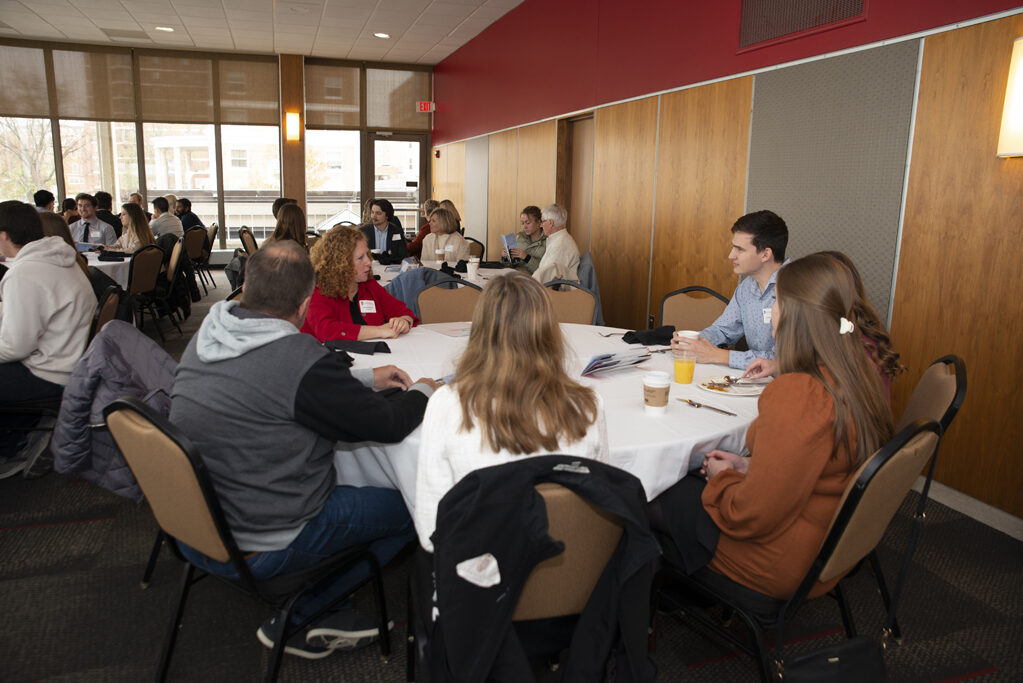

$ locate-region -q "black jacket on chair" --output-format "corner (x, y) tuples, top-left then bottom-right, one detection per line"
(426, 455), (660, 683)
(359, 223), (407, 264)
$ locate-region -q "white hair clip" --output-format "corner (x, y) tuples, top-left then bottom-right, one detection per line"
(839, 317), (855, 335)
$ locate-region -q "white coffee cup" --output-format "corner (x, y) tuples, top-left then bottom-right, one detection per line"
(466, 259), (480, 279)
(643, 371), (671, 415)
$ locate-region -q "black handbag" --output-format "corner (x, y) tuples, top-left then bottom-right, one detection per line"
(781, 636), (886, 682)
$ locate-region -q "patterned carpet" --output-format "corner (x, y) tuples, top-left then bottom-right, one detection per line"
(2, 269), (1019, 682)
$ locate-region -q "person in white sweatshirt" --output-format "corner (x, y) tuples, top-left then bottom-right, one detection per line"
(1, 200), (95, 461)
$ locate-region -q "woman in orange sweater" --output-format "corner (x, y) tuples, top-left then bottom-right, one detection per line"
(655, 253), (894, 599)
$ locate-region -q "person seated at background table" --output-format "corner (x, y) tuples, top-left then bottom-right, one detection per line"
(272, 196), (298, 219)
(421, 207), (470, 264)
(407, 199), (438, 259)
(33, 189), (55, 213)
(358, 198), (407, 263)
(60, 197), (79, 225)
(171, 240), (438, 658)
(651, 253), (893, 600)
(438, 199), (461, 233)
(744, 251), (905, 400)
(175, 197), (204, 230)
(671, 209), (789, 370)
(102, 203), (155, 254)
(93, 191), (122, 238)
(128, 192), (151, 220)
(0, 201), (94, 472)
(507, 204), (547, 275)
(266, 202), (308, 249)
(302, 226), (418, 341)
(531, 203), (580, 285)
(149, 196), (183, 239)
(69, 193), (117, 246)
(414, 272), (609, 550)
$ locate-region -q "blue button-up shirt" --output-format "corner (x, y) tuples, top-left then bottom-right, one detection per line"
(372, 225), (389, 251)
(700, 260), (788, 370)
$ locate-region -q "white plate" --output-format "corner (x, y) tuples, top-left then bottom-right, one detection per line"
(696, 376), (765, 397)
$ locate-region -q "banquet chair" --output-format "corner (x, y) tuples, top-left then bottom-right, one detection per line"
(543, 280), (597, 324)
(103, 397), (391, 683)
(239, 226), (259, 256)
(154, 240), (184, 338)
(417, 278), (483, 323)
(465, 236), (485, 260)
(226, 285), (244, 301)
(659, 286), (729, 331)
(656, 419), (941, 682)
(127, 245), (168, 342)
(183, 228), (210, 295)
(88, 285), (123, 343)
(406, 480), (633, 682)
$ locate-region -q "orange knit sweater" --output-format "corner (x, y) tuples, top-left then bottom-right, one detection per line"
(702, 372), (855, 599)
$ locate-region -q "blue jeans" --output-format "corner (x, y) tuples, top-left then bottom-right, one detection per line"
(180, 485), (414, 623)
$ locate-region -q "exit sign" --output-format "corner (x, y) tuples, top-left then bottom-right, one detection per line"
(417, 101), (435, 113)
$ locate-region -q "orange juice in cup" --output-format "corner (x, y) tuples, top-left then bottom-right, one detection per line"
(674, 356), (696, 384)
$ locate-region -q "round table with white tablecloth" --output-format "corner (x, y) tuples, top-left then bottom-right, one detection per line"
(334, 323), (760, 517)
(83, 251), (130, 289)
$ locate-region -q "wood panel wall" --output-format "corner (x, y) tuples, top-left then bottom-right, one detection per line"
(649, 78), (752, 321)
(444, 141), (466, 221)
(486, 129), (517, 258)
(516, 120), (557, 214)
(568, 116), (595, 251)
(591, 98), (659, 330)
(279, 55), (305, 211)
(890, 14), (1023, 516)
(430, 145), (446, 199)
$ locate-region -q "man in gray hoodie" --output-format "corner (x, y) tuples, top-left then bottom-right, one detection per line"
(170, 240), (439, 659)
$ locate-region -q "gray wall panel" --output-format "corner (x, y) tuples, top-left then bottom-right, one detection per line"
(464, 135), (489, 244)
(746, 40), (919, 321)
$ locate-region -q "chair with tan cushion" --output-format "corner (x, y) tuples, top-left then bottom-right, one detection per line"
(184, 227), (212, 295)
(657, 419), (942, 681)
(239, 226), (259, 256)
(465, 236), (485, 260)
(417, 278), (483, 323)
(103, 397), (391, 683)
(659, 285), (729, 331)
(127, 244), (167, 341)
(88, 285), (123, 343)
(543, 280), (597, 325)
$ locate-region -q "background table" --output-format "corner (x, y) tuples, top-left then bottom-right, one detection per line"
(373, 261), (517, 287)
(335, 323), (760, 515)
(84, 251), (129, 289)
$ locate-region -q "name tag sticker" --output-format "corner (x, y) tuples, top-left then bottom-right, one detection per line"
(445, 244), (454, 252)
(360, 300), (377, 315)
(763, 307), (772, 324)
(392, 233), (401, 241)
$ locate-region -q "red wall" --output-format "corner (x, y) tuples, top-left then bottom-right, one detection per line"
(432, 0), (1022, 144)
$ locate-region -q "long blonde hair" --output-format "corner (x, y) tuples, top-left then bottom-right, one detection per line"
(310, 225), (363, 298)
(775, 254), (893, 468)
(269, 202), (308, 248)
(120, 203), (156, 248)
(454, 273), (599, 454)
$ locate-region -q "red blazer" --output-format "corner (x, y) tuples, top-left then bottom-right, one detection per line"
(407, 222), (432, 258)
(301, 279), (419, 341)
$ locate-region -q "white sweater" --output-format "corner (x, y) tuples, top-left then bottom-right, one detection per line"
(0, 236), (95, 385)
(414, 384), (609, 551)
(532, 229), (580, 284)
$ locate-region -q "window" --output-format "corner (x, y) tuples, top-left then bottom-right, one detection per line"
(143, 122), (218, 229)
(0, 117), (55, 202)
(306, 129), (361, 230)
(60, 120), (139, 202)
(221, 124), (280, 247)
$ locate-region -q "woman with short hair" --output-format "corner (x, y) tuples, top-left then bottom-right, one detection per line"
(654, 253), (894, 599)
(421, 207), (470, 263)
(301, 226), (418, 341)
(414, 273), (609, 550)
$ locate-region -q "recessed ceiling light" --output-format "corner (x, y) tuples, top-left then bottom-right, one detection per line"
(373, 32), (390, 39)
(155, 26), (174, 32)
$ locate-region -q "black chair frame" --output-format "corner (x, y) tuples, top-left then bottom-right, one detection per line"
(127, 245), (170, 342)
(238, 226), (259, 256)
(464, 236), (485, 260)
(658, 419), (942, 681)
(658, 285), (729, 325)
(103, 398), (392, 683)
(543, 279), (600, 324)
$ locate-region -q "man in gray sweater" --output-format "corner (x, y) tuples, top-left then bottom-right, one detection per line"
(170, 240), (438, 659)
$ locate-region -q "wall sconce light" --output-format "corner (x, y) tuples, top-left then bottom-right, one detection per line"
(996, 37), (1023, 158)
(285, 111), (301, 142)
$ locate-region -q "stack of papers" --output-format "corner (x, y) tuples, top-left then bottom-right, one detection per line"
(581, 349), (650, 376)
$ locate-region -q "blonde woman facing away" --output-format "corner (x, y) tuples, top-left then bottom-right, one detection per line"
(421, 207), (470, 264)
(267, 202), (308, 248)
(108, 203), (156, 253)
(414, 273), (609, 550)
(301, 226), (418, 341)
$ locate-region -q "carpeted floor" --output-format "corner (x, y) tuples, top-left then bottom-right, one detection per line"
(1, 268), (1020, 682)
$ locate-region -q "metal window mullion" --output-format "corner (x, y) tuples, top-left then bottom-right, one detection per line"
(212, 57), (226, 245)
(43, 47), (65, 201)
(132, 49), (147, 207)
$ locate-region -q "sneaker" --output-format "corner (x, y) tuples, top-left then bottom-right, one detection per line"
(0, 456), (27, 479)
(22, 418), (55, 479)
(256, 616), (333, 660)
(306, 609), (393, 650)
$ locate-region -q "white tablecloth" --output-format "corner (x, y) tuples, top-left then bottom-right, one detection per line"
(335, 323), (759, 516)
(84, 251), (130, 289)
(373, 261), (518, 287)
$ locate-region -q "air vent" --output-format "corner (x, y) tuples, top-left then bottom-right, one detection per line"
(102, 28), (153, 42)
(739, 0), (864, 49)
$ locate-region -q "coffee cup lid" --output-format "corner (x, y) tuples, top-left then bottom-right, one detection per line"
(644, 371), (671, 387)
